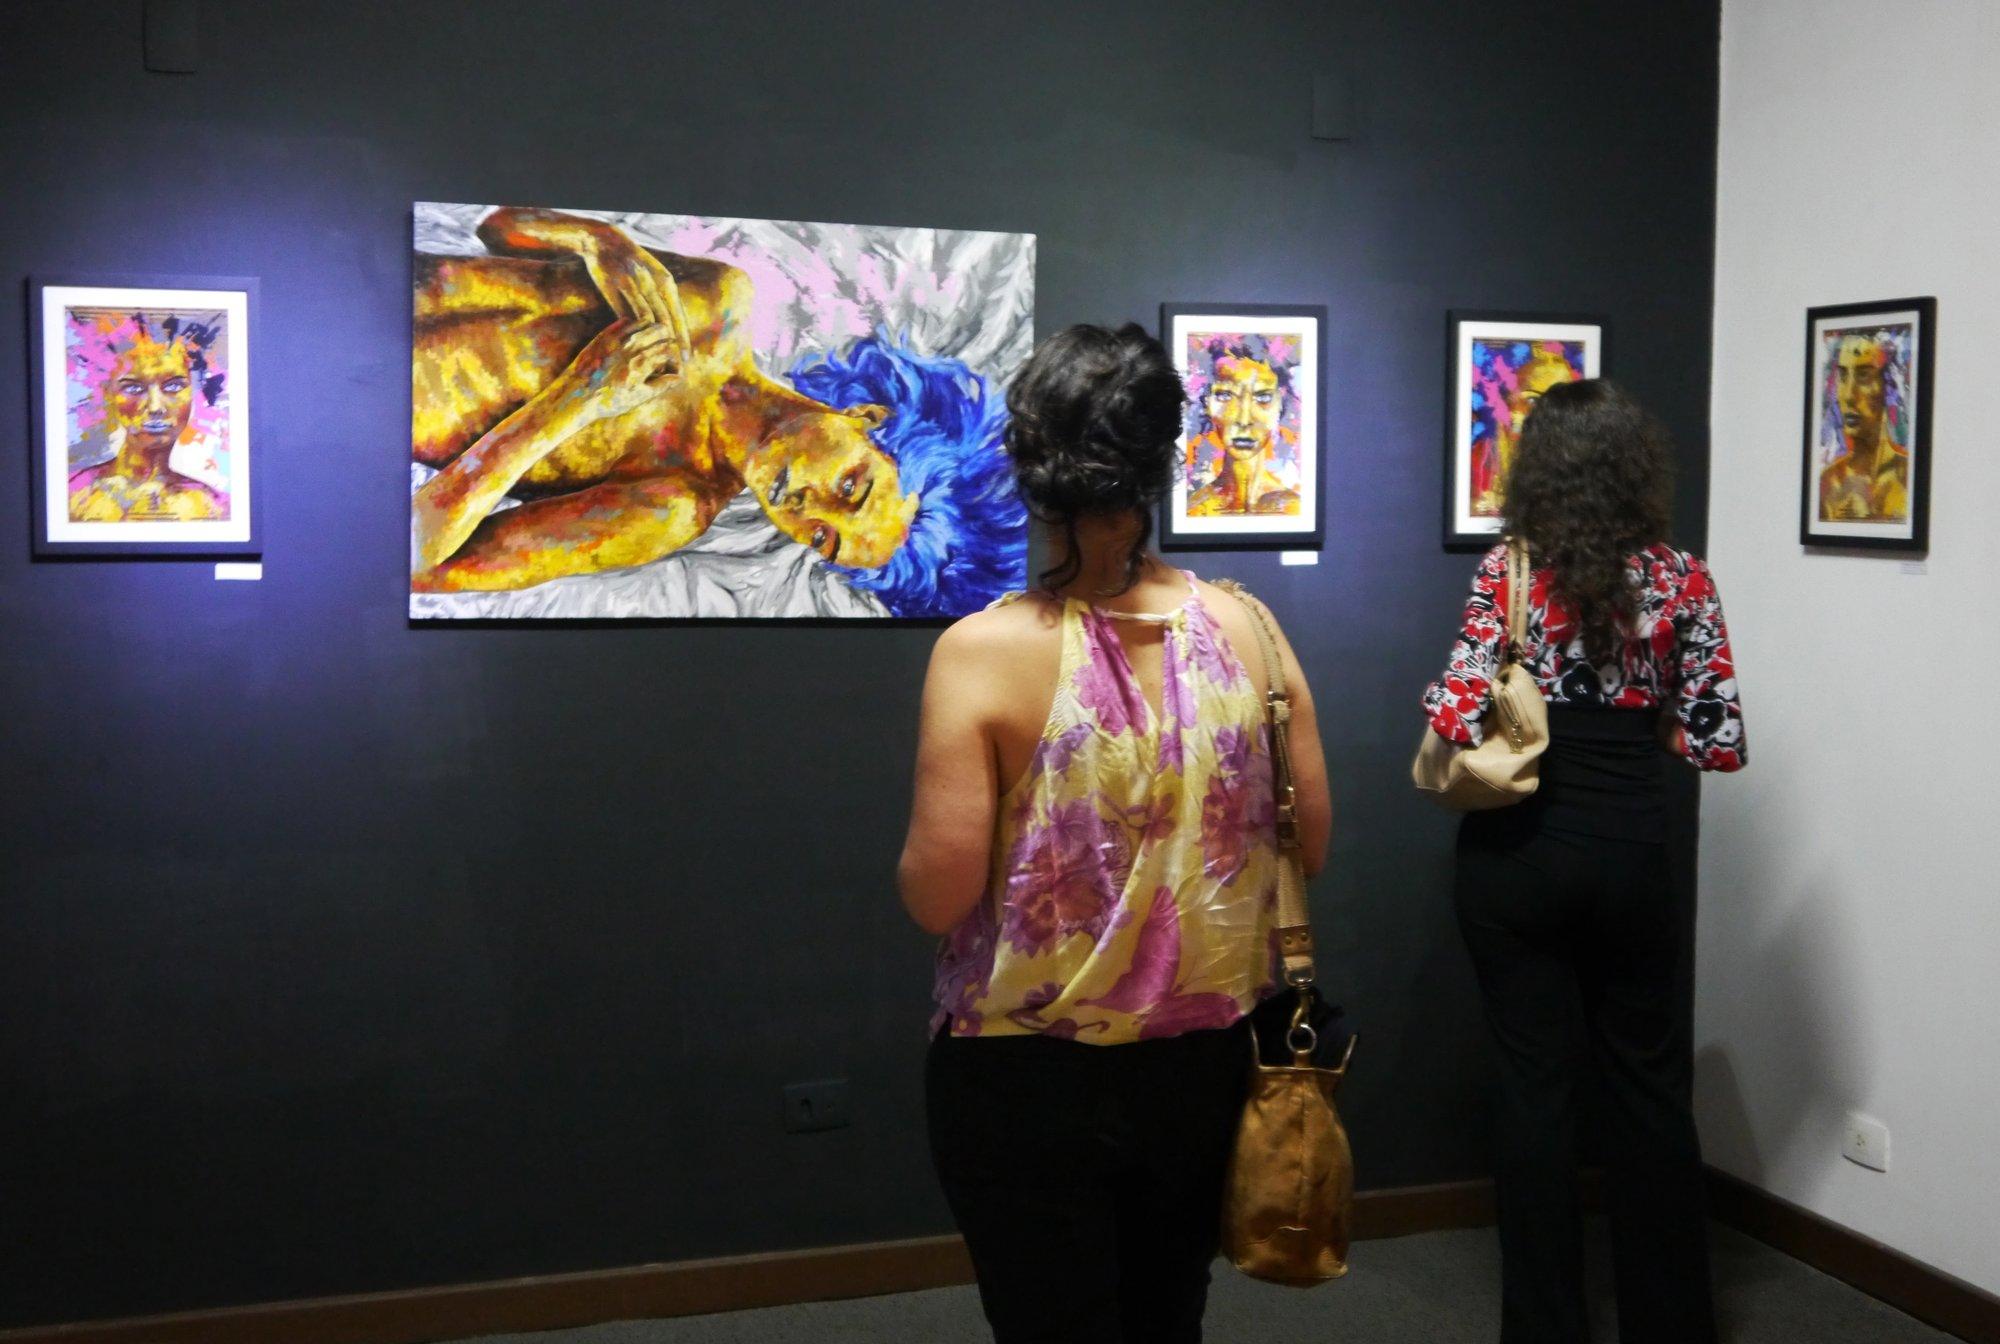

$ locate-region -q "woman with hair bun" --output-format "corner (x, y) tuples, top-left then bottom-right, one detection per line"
(1423, 379), (1745, 1344)
(897, 322), (1332, 1342)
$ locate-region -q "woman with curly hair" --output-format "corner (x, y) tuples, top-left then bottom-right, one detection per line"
(1422, 379), (1745, 1344)
(899, 323), (1332, 1342)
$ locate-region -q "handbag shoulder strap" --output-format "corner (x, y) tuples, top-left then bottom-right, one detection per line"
(1504, 537), (1531, 665)
(1209, 578), (1314, 988)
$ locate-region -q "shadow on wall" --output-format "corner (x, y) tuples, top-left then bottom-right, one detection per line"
(1695, 856), (1873, 1200)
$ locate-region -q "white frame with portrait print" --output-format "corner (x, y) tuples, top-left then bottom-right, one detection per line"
(1158, 302), (1325, 552)
(28, 275), (258, 556)
(1445, 311), (1606, 549)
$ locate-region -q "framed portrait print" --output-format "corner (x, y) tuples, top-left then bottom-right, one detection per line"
(1445, 311), (1606, 549)
(1801, 297), (1934, 552)
(1159, 303), (1325, 551)
(27, 274), (258, 557)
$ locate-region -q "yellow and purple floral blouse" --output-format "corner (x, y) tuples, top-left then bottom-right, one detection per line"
(931, 578), (1282, 1045)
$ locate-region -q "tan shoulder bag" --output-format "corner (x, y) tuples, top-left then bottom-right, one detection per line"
(1411, 539), (1549, 811)
(1211, 580), (1356, 1288)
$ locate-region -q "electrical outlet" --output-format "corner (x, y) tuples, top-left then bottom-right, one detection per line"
(1842, 1112), (1890, 1172)
(782, 1080), (851, 1133)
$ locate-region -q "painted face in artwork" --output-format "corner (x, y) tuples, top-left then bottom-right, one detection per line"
(1206, 355), (1281, 462)
(746, 404), (918, 568)
(1834, 334), (1888, 455)
(1496, 346), (1577, 485)
(108, 333), (195, 453)
(1505, 348), (1575, 439)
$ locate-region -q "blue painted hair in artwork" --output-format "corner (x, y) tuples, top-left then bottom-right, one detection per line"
(789, 336), (1027, 619)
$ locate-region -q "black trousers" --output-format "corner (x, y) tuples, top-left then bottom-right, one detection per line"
(925, 1023), (1248, 1344)
(1455, 812), (1718, 1344)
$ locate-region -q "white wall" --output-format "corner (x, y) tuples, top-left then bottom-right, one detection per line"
(1699, 0), (2000, 1294)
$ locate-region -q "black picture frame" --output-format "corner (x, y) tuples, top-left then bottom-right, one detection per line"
(1157, 302), (1327, 552)
(1799, 297), (1935, 553)
(1443, 309), (1609, 550)
(26, 272), (262, 558)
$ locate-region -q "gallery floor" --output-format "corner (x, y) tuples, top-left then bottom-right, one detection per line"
(455, 1223), (1951, 1343)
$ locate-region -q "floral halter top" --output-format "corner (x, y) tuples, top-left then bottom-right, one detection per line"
(931, 576), (1282, 1045)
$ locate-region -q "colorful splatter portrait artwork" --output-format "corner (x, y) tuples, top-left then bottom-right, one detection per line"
(1159, 305), (1323, 550)
(1182, 332), (1304, 516)
(409, 202), (1035, 619)
(1801, 299), (1933, 551)
(31, 282), (255, 553)
(1466, 340), (1585, 516)
(1447, 314), (1603, 547)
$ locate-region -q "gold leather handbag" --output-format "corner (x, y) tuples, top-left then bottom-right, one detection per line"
(1213, 582), (1356, 1288)
(1411, 538), (1548, 811)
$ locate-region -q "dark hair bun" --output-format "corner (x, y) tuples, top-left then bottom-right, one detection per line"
(1004, 323), (1185, 523)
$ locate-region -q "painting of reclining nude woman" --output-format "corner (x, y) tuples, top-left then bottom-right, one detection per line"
(410, 202), (1035, 619)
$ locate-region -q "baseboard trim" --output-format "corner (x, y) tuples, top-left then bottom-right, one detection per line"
(1706, 1168), (2000, 1344)
(0, 1178), (1500, 1344)
(38, 1167), (1988, 1344)
(1353, 1176), (1496, 1238)
(0, 1234), (976, 1344)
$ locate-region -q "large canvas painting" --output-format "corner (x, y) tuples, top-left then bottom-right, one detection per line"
(1801, 297), (1934, 552)
(1445, 311), (1605, 548)
(29, 276), (257, 556)
(410, 203), (1035, 619)
(1158, 303), (1325, 551)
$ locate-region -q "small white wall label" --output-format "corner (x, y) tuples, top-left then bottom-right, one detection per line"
(214, 562), (263, 582)
(1280, 551), (1321, 567)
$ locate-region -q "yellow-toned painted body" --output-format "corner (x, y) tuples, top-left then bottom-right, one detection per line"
(412, 252), (747, 482)
(410, 209), (917, 592)
(70, 471), (223, 522)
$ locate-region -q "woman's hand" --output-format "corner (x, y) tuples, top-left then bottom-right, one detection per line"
(413, 320), (675, 573)
(555, 321), (680, 422)
(579, 231), (694, 360)
(475, 208), (695, 360)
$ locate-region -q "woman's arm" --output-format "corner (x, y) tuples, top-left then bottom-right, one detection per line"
(897, 620), (1002, 936)
(476, 207), (692, 356)
(1421, 545), (1509, 746)
(412, 321), (678, 572)
(1262, 608), (1334, 881)
(413, 470), (721, 592)
(1202, 584), (1333, 879)
(1670, 559), (1747, 772)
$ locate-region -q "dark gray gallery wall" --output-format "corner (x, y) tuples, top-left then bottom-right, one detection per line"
(0, 1), (1718, 1327)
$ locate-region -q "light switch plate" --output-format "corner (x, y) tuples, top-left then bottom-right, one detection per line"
(1843, 1112), (1890, 1172)
(781, 1079), (850, 1133)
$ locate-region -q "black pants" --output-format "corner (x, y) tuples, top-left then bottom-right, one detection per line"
(1455, 814), (1718, 1344)
(925, 1023), (1248, 1344)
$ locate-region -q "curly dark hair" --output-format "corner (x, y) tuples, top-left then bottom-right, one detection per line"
(1004, 323), (1185, 594)
(1503, 379), (1674, 660)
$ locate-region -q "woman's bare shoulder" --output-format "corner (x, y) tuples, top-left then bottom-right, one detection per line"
(1190, 574), (1271, 633)
(1189, 574), (1295, 695)
(932, 591), (1063, 663)
(924, 594), (1065, 738)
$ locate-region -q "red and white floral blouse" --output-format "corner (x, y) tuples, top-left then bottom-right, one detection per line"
(1423, 543), (1746, 772)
